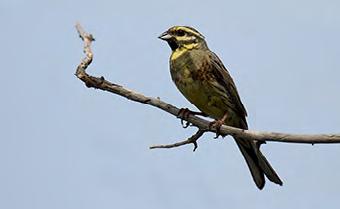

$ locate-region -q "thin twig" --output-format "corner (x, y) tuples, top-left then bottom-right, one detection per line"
(74, 23), (340, 150)
(150, 129), (206, 151)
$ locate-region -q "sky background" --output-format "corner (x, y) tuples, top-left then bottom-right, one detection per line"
(1, 0), (340, 208)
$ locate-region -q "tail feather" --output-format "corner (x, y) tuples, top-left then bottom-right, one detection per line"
(257, 151), (283, 185)
(235, 137), (282, 189)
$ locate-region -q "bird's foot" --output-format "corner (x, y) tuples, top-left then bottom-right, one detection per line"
(209, 120), (224, 138)
(208, 113), (228, 138)
(177, 108), (207, 128)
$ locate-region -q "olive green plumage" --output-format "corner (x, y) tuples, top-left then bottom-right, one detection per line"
(159, 26), (282, 189)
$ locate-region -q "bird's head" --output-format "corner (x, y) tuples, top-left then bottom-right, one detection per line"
(158, 26), (207, 51)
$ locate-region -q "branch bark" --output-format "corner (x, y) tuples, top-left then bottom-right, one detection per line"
(74, 23), (340, 151)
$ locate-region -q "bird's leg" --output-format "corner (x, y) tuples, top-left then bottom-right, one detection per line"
(177, 108), (208, 128)
(209, 112), (228, 138)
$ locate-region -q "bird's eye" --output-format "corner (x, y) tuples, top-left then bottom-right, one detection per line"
(176, 30), (185, 36)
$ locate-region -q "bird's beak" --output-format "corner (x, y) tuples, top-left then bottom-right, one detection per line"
(158, 31), (172, 41)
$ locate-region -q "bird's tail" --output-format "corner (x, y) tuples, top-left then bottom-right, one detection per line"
(234, 137), (283, 189)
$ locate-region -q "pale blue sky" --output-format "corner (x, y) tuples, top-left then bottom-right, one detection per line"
(1, 0), (340, 209)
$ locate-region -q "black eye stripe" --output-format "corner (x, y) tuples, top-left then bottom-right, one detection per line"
(176, 29), (185, 36)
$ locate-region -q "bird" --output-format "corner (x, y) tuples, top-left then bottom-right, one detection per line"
(158, 26), (283, 189)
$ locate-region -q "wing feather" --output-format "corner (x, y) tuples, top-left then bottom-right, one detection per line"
(207, 51), (248, 119)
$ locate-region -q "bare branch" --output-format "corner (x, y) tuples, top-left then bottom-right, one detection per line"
(74, 23), (340, 150)
(150, 129), (206, 151)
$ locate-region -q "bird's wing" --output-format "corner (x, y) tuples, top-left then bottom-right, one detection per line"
(206, 51), (283, 188)
(207, 51), (248, 118)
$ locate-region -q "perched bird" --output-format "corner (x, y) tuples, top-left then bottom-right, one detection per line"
(159, 26), (283, 189)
